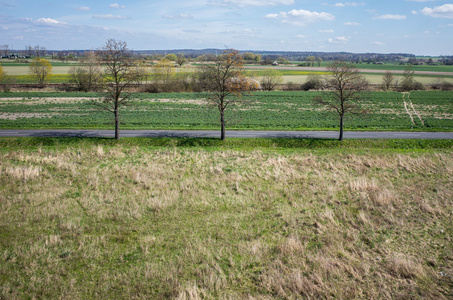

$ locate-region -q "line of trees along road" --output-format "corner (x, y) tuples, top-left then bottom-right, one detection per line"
(12, 39), (371, 141)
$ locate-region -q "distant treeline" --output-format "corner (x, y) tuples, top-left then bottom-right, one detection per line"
(3, 47), (453, 65)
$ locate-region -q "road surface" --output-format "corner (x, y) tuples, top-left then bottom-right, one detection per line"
(1, 130), (452, 139)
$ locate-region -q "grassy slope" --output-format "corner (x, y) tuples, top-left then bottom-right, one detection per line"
(1, 138), (452, 299)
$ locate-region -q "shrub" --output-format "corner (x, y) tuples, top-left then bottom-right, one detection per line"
(302, 74), (323, 91)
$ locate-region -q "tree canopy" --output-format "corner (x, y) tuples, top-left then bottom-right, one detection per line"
(29, 58), (52, 87)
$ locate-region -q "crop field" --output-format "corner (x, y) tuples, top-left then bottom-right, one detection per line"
(2, 66), (75, 75)
(277, 74), (453, 85)
(0, 138), (452, 299)
(3, 62), (452, 85)
(0, 91), (452, 131)
(354, 63), (453, 73)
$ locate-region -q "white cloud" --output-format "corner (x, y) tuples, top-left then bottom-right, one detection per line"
(163, 14), (193, 19)
(328, 36), (350, 43)
(33, 18), (67, 25)
(412, 10), (418, 15)
(344, 21), (361, 25)
(266, 9), (335, 26)
(37, 18), (60, 24)
(210, 0), (294, 6)
(319, 29), (334, 33)
(373, 14), (406, 20)
(372, 41), (385, 45)
(75, 6), (90, 11)
(93, 14), (128, 20)
(110, 3), (126, 9)
(421, 4), (453, 19)
(334, 2), (365, 7)
(407, 0), (436, 2)
(296, 35), (306, 38)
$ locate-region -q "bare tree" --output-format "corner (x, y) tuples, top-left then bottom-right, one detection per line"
(315, 61), (369, 141)
(26, 45), (33, 58)
(382, 71), (395, 90)
(260, 68), (283, 91)
(1, 45), (9, 58)
(200, 49), (259, 140)
(400, 65), (424, 91)
(152, 58), (175, 92)
(132, 60), (149, 86)
(96, 39), (139, 140)
(0, 63), (5, 83)
(33, 45), (46, 58)
(69, 51), (101, 92)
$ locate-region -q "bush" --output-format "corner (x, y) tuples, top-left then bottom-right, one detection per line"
(302, 74), (323, 91)
(284, 82), (301, 91)
(140, 78), (197, 93)
(400, 80), (425, 91)
(431, 79), (453, 91)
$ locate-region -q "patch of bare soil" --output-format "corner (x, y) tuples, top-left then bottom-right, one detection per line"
(145, 98), (207, 105)
(0, 97), (94, 105)
(0, 113), (55, 120)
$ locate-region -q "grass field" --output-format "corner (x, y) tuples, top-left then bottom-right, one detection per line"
(0, 91), (452, 132)
(0, 138), (452, 299)
(2, 62), (452, 85)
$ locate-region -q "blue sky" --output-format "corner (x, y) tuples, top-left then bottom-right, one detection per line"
(1, 0), (452, 55)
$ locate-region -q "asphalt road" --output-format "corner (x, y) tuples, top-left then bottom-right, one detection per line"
(1, 130), (452, 139)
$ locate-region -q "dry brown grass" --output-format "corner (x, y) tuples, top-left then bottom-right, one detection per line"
(0, 144), (452, 299)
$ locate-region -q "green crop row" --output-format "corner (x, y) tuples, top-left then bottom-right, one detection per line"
(0, 91), (452, 131)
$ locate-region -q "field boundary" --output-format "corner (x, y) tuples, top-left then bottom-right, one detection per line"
(1, 129), (453, 139)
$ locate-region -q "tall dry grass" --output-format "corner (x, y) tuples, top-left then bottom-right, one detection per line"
(0, 145), (452, 299)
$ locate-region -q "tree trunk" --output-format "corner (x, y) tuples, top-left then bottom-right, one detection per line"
(339, 114), (344, 141)
(114, 109), (120, 140)
(220, 109), (226, 141)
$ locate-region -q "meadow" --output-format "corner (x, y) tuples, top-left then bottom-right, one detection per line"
(0, 138), (452, 299)
(0, 91), (452, 132)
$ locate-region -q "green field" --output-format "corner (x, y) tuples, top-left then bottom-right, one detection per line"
(354, 63), (453, 73)
(3, 60), (453, 85)
(278, 74), (453, 85)
(1, 138), (452, 299)
(0, 91), (452, 131)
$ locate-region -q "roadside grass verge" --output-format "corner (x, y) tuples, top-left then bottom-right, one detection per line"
(0, 137), (452, 151)
(1, 137), (452, 298)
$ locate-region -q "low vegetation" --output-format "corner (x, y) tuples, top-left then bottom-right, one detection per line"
(0, 138), (452, 299)
(0, 91), (452, 131)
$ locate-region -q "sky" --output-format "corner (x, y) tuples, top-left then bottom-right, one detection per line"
(1, 0), (453, 55)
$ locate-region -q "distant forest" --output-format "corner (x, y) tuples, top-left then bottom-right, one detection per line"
(3, 45), (453, 64)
